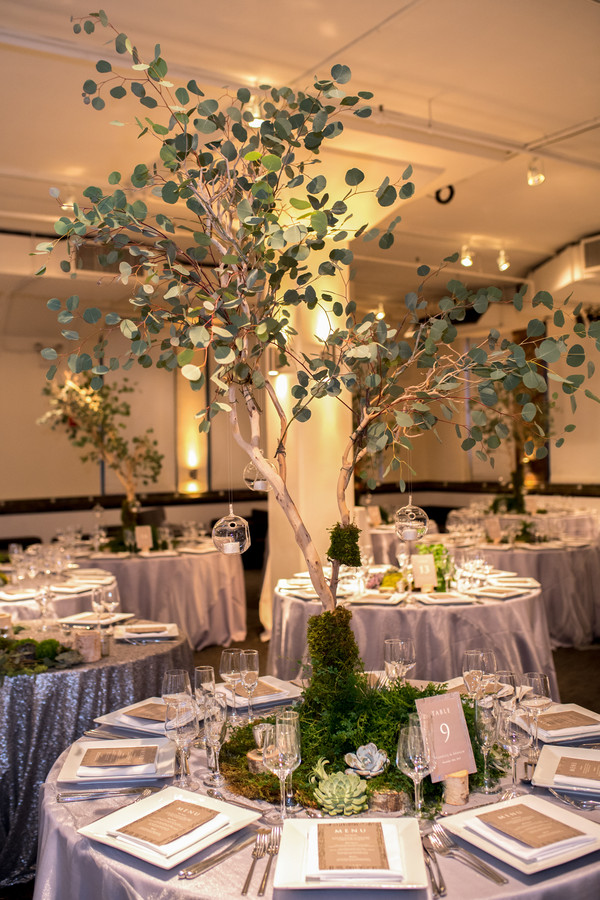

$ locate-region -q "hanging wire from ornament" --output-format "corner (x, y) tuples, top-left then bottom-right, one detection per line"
(394, 495), (429, 542)
(242, 454), (278, 492)
(212, 504), (251, 555)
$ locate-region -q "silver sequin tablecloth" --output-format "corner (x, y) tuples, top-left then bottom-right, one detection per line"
(0, 626), (193, 886)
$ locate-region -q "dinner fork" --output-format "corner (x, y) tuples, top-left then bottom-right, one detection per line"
(241, 827), (270, 895)
(430, 823), (508, 884)
(257, 825), (282, 896)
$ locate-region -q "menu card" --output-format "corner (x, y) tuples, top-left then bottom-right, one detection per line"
(477, 804), (584, 849)
(80, 746), (158, 769)
(537, 710), (598, 731)
(127, 702), (167, 723)
(415, 693), (476, 782)
(117, 800), (217, 846)
(317, 822), (389, 871)
(556, 756), (600, 783)
(411, 554), (437, 590)
(234, 679), (285, 698)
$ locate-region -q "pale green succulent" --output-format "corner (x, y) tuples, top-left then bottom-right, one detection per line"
(310, 757), (368, 816)
(344, 743), (388, 778)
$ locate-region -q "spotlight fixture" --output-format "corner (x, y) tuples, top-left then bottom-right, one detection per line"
(375, 303), (385, 320)
(497, 249), (510, 272)
(527, 157), (545, 186)
(460, 244), (474, 267)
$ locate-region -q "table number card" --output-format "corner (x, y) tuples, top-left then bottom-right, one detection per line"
(537, 710), (599, 731)
(477, 804), (584, 849)
(556, 757), (600, 782)
(135, 525), (153, 552)
(415, 693), (476, 782)
(80, 746), (158, 768)
(317, 822), (389, 871)
(411, 553), (437, 590)
(117, 800), (217, 846)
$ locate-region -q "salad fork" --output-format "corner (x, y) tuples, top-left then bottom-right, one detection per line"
(430, 823), (508, 884)
(241, 827), (270, 895)
(258, 825), (282, 896)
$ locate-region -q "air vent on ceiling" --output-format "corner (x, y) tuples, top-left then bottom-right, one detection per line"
(581, 235), (600, 273)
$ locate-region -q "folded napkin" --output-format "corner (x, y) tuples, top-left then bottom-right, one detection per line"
(119, 713), (166, 733)
(305, 821), (404, 882)
(121, 623), (172, 638)
(489, 577), (539, 588)
(51, 581), (99, 594)
(553, 773), (600, 790)
(537, 710), (600, 739)
(464, 815), (594, 861)
(107, 807), (228, 858)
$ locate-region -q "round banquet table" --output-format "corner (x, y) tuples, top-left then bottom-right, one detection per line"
(370, 523), (439, 567)
(33, 741), (600, 900)
(78, 550), (246, 651)
(479, 542), (600, 648)
(0, 577), (120, 623)
(0, 622), (193, 886)
(267, 588), (559, 699)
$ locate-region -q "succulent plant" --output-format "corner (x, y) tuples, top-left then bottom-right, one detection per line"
(309, 757), (368, 816)
(344, 743), (389, 778)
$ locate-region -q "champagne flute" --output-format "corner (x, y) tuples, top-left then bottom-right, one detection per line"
(520, 672), (552, 761)
(219, 648), (242, 724)
(239, 650), (260, 723)
(475, 703), (500, 794)
(162, 669), (192, 704)
(203, 694), (228, 787)
(396, 723), (433, 819)
(164, 699), (200, 789)
(384, 638), (416, 685)
(279, 708), (302, 814)
(262, 715), (301, 822)
(194, 665), (215, 749)
(497, 710), (532, 799)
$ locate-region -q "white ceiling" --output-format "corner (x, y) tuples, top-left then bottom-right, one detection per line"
(1, 0), (599, 327)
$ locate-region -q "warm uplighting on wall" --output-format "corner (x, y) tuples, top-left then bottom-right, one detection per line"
(460, 244), (474, 267)
(274, 373), (289, 402)
(375, 303), (385, 320)
(314, 307), (332, 342)
(527, 157), (545, 186)
(497, 249), (510, 271)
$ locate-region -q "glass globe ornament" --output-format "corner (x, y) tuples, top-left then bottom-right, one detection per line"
(394, 500), (429, 542)
(212, 506), (251, 555)
(242, 456), (277, 492)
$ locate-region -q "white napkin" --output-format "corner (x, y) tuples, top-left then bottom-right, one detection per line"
(107, 811), (229, 858)
(537, 711), (600, 739)
(119, 713), (165, 733)
(305, 822), (404, 881)
(553, 772), (600, 790)
(51, 581), (99, 594)
(120, 624), (175, 639)
(464, 816), (595, 861)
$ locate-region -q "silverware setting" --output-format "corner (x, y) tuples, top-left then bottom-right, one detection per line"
(430, 822), (508, 885)
(57, 786), (161, 803)
(206, 787), (266, 814)
(241, 828), (270, 895)
(422, 834), (446, 896)
(178, 830), (259, 879)
(548, 787), (600, 810)
(258, 825), (282, 896)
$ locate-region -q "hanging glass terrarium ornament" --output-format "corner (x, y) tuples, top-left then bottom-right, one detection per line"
(394, 495), (429, 542)
(242, 454), (278, 492)
(212, 504), (251, 555)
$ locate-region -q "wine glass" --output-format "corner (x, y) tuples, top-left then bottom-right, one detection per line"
(164, 699), (200, 789)
(475, 703), (500, 795)
(462, 648), (497, 704)
(203, 694), (228, 787)
(194, 665), (215, 749)
(494, 670), (518, 714)
(520, 672), (552, 761)
(384, 638), (416, 685)
(101, 586), (119, 634)
(219, 649), (242, 724)
(262, 714), (301, 822)
(396, 723), (433, 819)
(162, 669), (192, 704)
(239, 650), (260, 723)
(497, 710), (532, 799)
(279, 708), (302, 814)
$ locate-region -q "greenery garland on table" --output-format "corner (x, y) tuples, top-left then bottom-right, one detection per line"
(0, 635), (83, 678)
(220, 608), (505, 813)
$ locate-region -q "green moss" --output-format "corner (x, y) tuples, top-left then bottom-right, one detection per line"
(326, 522), (361, 567)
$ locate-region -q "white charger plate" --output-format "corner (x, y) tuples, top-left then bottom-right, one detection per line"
(345, 592), (407, 606)
(57, 737), (174, 784)
(524, 703), (600, 743)
(215, 675), (301, 710)
(475, 587), (528, 600)
(78, 785), (261, 869)
(273, 817), (427, 890)
(416, 592), (476, 605)
(114, 623), (179, 641)
(95, 697), (169, 735)
(58, 611), (135, 626)
(533, 744), (600, 795)
(443, 795), (600, 874)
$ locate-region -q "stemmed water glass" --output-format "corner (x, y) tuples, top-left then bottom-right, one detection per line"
(164, 698), (200, 789)
(396, 722), (433, 819)
(194, 665), (215, 749)
(162, 669), (192, 704)
(262, 714), (301, 822)
(239, 650), (260, 723)
(462, 648), (497, 705)
(220, 649), (242, 724)
(101, 586), (119, 634)
(520, 672), (552, 762)
(203, 694), (228, 787)
(279, 708), (302, 814)
(475, 703), (500, 794)
(384, 638), (416, 685)
(496, 710), (532, 799)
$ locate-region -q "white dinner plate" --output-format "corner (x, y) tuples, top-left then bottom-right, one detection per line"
(138, 550), (179, 557)
(533, 744), (600, 795)
(51, 580), (103, 594)
(177, 545), (216, 555)
(0, 587), (39, 601)
(57, 737), (175, 785)
(488, 576), (540, 588)
(475, 587), (528, 600)
(345, 591), (407, 606)
(273, 817), (428, 890)
(523, 703), (600, 743)
(443, 795), (600, 874)
(416, 592), (476, 605)
(78, 785), (261, 869)
(215, 675), (301, 710)
(114, 623), (179, 641)
(58, 611), (135, 626)
(94, 697), (168, 734)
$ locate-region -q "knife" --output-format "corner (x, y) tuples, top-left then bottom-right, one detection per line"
(178, 831), (258, 879)
(57, 786), (161, 802)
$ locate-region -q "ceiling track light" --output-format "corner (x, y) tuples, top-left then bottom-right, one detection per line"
(460, 244), (474, 267)
(527, 156), (546, 186)
(497, 249), (510, 271)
